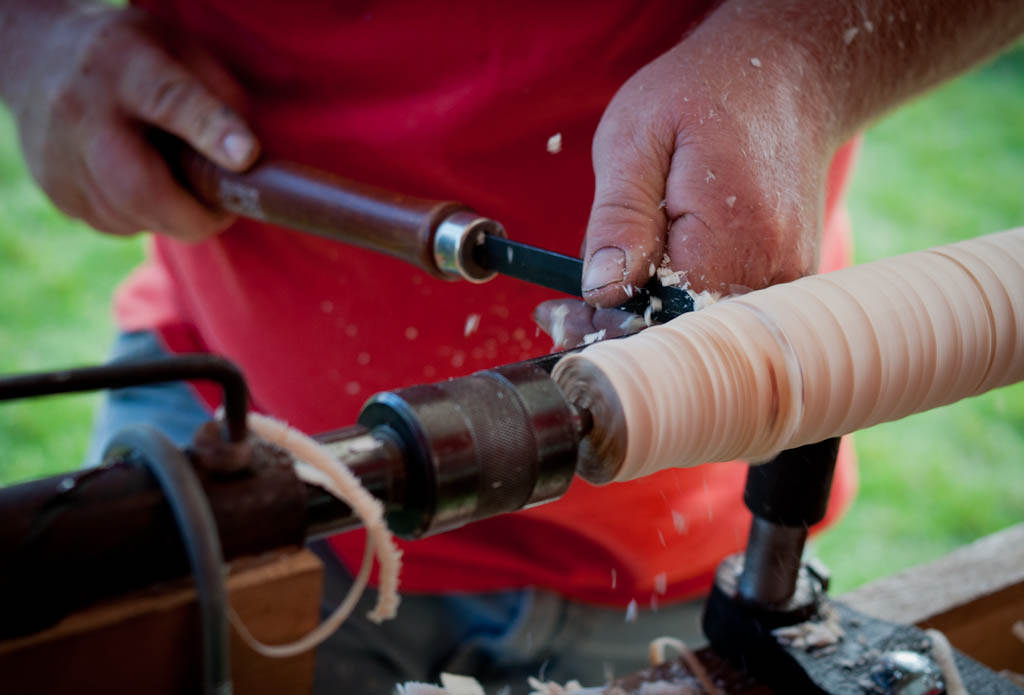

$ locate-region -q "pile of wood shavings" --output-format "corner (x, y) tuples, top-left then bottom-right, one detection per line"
(395, 636), (721, 695)
(772, 604), (844, 650)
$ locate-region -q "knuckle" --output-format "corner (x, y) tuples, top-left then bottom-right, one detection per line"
(138, 76), (195, 123)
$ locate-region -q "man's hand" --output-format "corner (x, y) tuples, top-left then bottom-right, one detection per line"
(0, 3), (259, 240)
(542, 0), (1023, 344)
(539, 9), (835, 343)
(581, 15), (832, 309)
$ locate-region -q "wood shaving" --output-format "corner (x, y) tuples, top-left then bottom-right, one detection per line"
(527, 677), (598, 695)
(440, 672), (486, 695)
(686, 290), (720, 311)
(583, 329), (607, 345)
(773, 605), (844, 650)
(230, 413), (403, 659)
(646, 637), (721, 695)
(926, 629), (966, 695)
(550, 303), (571, 348)
(547, 133), (563, 154)
(656, 267), (685, 287)
(625, 598), (639, 623)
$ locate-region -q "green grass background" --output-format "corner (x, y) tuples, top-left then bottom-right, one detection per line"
(1, 47), (1022, 592)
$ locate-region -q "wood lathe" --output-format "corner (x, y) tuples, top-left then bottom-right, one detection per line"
(1, 152), (1021, 693)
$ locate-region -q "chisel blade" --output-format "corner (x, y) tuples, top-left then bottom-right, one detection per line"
(475, 235), (694, 321)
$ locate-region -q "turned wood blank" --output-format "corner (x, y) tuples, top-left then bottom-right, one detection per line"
(555, 229), (1024, 483)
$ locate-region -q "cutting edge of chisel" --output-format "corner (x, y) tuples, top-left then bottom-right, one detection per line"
(476, 235), (695, 321)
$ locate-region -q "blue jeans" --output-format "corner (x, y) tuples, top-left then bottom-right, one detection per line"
(89, 331), (706, 694)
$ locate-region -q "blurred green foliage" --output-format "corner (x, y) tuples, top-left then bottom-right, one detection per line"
(0, 45), (1021, 590)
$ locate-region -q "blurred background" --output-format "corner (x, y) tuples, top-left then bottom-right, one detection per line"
(1, 43), (1021, 593)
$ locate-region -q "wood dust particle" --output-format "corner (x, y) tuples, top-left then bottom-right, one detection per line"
(625, 599), (638, 623)
(405, 326), (419, 340)
(546, 132), (562, 154)
(464, 313), (481, 337)
(671, 510), (687, 534)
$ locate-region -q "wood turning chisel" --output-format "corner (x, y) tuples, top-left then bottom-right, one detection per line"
(165, 142), (694, 322)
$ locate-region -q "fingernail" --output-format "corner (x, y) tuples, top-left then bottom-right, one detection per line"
(582, 247), (626, 293)
(222, 132), (254, 166)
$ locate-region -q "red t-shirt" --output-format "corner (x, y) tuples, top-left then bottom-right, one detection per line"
(119, 0), (858, 605)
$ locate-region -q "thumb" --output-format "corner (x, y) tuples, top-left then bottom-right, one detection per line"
(582, 114), (673, 308)
(117, 40), (259, 172)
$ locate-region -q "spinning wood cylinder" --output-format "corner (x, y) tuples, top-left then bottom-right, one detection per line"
(554, 229), (1024, 483)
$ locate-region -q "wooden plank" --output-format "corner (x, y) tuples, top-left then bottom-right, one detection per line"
(0, 548), (323, 694)
(842, 522), (1024, 671)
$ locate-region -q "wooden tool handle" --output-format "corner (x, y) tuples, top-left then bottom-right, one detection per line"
(174, 146), (468, 279)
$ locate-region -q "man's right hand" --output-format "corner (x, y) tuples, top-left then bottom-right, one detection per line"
(1, 4), (259, 240)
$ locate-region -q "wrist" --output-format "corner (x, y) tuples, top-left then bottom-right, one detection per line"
(677, 4), (844, 158)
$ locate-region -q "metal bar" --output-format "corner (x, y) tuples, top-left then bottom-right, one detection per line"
(477, 235), (695, 319)
(0, 356), (249, 443)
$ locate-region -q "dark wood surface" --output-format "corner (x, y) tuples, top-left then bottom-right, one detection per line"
(0, 549), (323, 695)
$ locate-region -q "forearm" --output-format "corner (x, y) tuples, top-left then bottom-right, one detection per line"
(693, 0), (1024, 148)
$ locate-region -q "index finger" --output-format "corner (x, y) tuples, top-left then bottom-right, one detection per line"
(117, 40), (259, 171)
